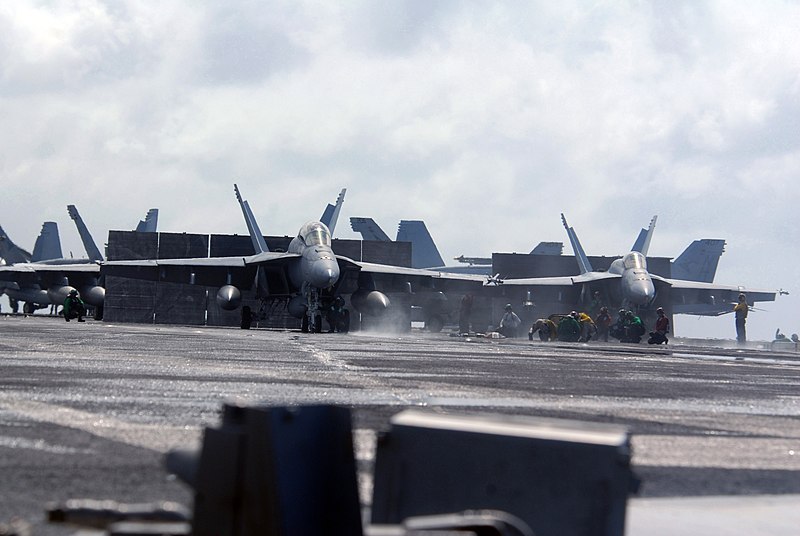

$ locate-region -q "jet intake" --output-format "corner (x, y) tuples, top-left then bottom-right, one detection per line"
(351, 289), (390, 315)
(216, 285), (242, 311)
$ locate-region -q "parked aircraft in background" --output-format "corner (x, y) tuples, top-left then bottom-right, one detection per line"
(105, 186), (481, 332)
(350, 217), (445, 269)
(0, 221), (62, 265)
(671, 239), (726, 283)
(453, 242), (564, 267)
(135, 209), (159, 233)
(0, 226), (31, 265)
(349, 217), (564, 274)
(0, 206), (157, 315)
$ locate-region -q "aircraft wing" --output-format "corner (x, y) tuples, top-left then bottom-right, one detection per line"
(492, 272), (620, 287)
(103, 252), (298, 288)
(105, 251), (485, 298)
(651, 274), (779, 316)
(334, 256), (486, 295)
(0, 262), (101, 273)
(0, 262), (101, 291)
(352, 260), (483, 280)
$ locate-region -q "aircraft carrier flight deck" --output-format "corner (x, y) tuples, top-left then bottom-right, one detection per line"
(1, 316), (799, 535)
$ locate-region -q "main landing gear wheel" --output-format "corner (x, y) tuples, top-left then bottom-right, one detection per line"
(426, 315), (444, 333)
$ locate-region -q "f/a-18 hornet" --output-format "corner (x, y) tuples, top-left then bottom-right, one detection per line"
(104, 185), (481, 332)
(493, 214), (779, 318)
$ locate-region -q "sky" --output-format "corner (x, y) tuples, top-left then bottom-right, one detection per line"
(1, 1), (798, 341)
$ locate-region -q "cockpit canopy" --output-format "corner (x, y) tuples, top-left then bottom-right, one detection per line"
(298, 221), (332, 247)
(623, 251), (647, 270)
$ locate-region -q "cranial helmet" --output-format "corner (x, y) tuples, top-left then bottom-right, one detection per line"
(656, 307), (664, 314)
(68, 289), (78, 296)
(505, 304), (512, 310)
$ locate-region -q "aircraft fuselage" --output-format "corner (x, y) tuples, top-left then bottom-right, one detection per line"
(610, 252), (656, 307)
(286, 222), (341, 291)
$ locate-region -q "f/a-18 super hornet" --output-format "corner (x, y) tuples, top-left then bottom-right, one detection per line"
(0, 206), (158, 315)
(104, 186), (482, 332)
(491, 214), (780, 320)
(350, 214), (724, 284)
(561, 214), (657, 309)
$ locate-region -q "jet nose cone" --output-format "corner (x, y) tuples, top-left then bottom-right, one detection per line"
(310, 261), (339, 289)
(630, 280), (656, 305)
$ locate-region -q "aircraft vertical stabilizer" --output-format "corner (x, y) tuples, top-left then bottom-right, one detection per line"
(561, 214), (593, 274)
(350, 217), (391, 242)
(320, 188), (347, 236)
(135, 209), (159, 233)
(31, 222), (63, 262)
(0, 226), (33, 264)
(234, 184), (269, 254)
(530, 242), (564, 255)
(672, 239), (726, 283)
(631, 216), (657, 256)
(67, 205), (104, 262)
(396, 220), (445, 269)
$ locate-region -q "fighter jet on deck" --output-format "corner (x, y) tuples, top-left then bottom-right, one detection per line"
(105, 186), (481, 332)
(492, 214), (779, 319)
(0, 206), (158, 315)
(0, 222), (59, 266)
(561, 214), (657, 308)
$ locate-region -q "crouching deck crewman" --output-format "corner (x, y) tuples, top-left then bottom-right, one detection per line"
(63, 289), (86, 323)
